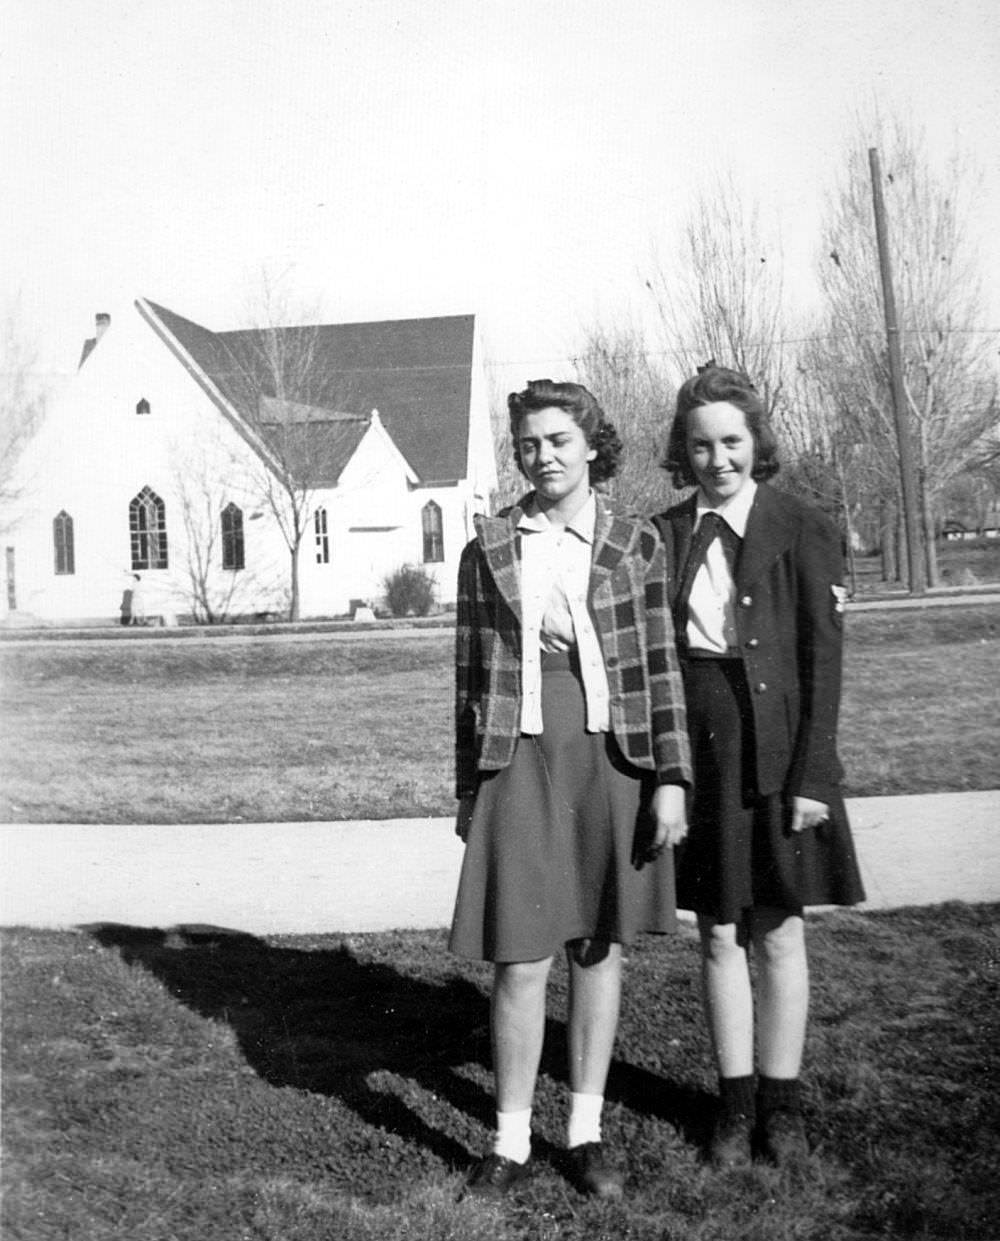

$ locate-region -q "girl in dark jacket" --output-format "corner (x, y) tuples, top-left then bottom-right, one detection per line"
(654, 365), (865, 1169)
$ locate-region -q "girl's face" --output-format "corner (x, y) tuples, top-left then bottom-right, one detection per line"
(516, 406), (596, 513)
(685, 401), (755, 506)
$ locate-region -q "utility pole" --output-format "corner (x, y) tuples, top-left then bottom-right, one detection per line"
(868, 147), (925, 594)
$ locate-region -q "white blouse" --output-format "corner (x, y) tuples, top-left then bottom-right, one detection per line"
(517, 493), (610, 734)
(686, 480), (757, 654)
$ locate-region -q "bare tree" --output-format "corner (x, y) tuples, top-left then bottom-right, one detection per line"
(570, 179), (799, 515)
(484, 361), (523, 511)
(0, 298), (47, 529)
(814, 117), (999, 586)
(573, 321), (681, 513)
(219, 276), (362, 620)
(169, 430), (280, 623)
(945, 461), (1000, 535)
(644, 173), (792, 418)
(776, 358), (878, 593)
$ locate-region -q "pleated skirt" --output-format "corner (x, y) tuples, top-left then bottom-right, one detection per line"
(449, 652), (677, 963)
(676, 655), (866, 923)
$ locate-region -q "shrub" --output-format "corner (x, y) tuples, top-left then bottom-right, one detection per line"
(382, 564), (436, 618)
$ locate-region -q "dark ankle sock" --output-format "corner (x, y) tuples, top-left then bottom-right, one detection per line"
(718, 1075), (756, 1119)
(757, 1075), (801, 1115)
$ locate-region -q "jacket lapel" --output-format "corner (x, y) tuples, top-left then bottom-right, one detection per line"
(589, 498), (636, 599)
(736, 485), (797, 591)
(475, 506), (524, 624)
(476, 494), (639, 619)
(673, 495), (697, 561)
(663, 495), (697, 607)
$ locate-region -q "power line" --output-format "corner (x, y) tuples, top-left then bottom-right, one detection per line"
(8, 328), (999, 383)
(555, 327), (1000, 368)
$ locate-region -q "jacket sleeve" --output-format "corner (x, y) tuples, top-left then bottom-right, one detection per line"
(643, 525), (693, 788)
(455, 539), (483, 800)
(786, 508), (847, 803)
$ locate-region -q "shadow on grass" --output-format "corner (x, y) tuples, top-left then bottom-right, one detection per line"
(83, 922), (713, 1174)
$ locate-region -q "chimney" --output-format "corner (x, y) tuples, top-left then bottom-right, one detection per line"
(95, 313), (110, 340)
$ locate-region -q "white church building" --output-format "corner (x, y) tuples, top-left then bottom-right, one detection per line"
(3, 299), (497, 624)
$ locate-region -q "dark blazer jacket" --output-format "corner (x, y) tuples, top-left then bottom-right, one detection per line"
(455, 493), (692, 799)
(654, 484), (847, 806)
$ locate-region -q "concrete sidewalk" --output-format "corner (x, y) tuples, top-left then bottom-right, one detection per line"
(2, 791), (998, 936)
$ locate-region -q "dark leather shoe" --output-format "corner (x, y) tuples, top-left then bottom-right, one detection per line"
(566, 1142), (624, 1198)
(463, 1152), (532, 1198)
(757, 1108), (809, 1167)
(709, 1111), (753, 1169)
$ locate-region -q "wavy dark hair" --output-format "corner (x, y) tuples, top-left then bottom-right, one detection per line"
(508, 378), (622, 485)
(661, 364), (780, 489)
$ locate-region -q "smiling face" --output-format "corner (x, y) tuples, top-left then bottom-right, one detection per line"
(516, 406), (596, 518)
(685, 400), (755, 506)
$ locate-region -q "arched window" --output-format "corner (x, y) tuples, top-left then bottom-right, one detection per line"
(422, 500), (444, 563)
(314, 507), (330, 564)
(53, 510), (75, 575)
(221, 502), (245, 571)
(129, 486), (168, 569)
(135, 398), (151, 415)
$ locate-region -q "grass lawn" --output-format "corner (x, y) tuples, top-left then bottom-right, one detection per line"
(0, 636), (453, 823)
(1, 603), (998, 822)
(3, 904), (998, 1241)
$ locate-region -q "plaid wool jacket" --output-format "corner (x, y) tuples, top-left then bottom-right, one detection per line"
(455, 494), (692, 799)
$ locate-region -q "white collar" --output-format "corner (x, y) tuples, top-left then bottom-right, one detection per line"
(518, 490), (597, 545)
(695, 479), (757, 538)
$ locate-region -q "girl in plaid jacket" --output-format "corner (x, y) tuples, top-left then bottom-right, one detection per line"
(450, 379), (692, 1200)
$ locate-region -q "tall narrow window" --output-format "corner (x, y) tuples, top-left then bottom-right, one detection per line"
(6, 546), (17, 611)
(53, 510), (75, 575)
(422, 500), (444, 563)
(314, 507), (330, 564)
(129, 486), (168, 570)
(221, 502), (245, 571)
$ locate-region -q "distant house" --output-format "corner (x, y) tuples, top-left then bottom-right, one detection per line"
(2, 299), (496, 624)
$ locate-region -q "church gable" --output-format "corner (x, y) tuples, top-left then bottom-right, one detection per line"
(138, 299), (476, 487)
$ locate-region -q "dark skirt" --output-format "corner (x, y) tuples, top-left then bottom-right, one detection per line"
(676, 655), (866, 923)
(449, 652), (677, 963)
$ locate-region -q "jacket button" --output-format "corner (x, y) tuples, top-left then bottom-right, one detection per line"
(755, 681), (767, 694)
(606, 656), (619, 668)
(740, 594), (753, 608)
(745, 637), (759, 649)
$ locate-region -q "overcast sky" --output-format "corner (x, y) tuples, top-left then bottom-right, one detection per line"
(4, 0), (999, 388)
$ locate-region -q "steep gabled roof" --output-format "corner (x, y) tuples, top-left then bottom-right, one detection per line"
(260, 419), (372, 489)
(139, 299), (475, 484)
(256, 398), (369, 488)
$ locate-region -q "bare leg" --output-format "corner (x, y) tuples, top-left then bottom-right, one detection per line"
(750, 910), (810, 1165)
(565, 940), (622, 1094)
(464, 960), (552, 1193)
(697, 916), (754, 1077)
(491, 957), (553, 1111)
(752, 909), (808, 1078)
(564, 939), (625, 1198)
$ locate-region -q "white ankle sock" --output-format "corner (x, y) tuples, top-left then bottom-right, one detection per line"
(567, 1091), (604, 1149)
(493, 1107), (531, 1163)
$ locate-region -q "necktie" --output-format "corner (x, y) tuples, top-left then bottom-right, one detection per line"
(675, 512), (740, 631)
